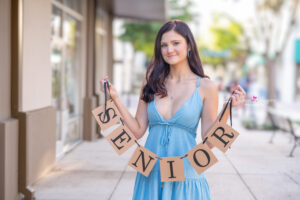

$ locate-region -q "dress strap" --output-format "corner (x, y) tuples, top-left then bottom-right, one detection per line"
(196, 76), (201, 88)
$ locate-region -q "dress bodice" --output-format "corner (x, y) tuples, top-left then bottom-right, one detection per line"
(147, 76), (204, 145)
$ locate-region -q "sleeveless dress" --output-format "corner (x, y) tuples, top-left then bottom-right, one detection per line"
(132, 76), (211, 200)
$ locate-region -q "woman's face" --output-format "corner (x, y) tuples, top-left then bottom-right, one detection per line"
(160, 30), (189, 65)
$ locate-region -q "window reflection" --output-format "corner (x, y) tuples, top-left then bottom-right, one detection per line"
(63, 0), (82, 14)
(63, 14), (81, 116)
(51, 1), (83, 155)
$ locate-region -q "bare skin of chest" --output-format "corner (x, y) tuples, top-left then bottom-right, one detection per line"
(155, 79), (199, 121)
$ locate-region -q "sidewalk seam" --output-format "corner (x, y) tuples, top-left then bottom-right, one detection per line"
(107, 164), (128, 200)
(283, 172), (299, 185)
(225, 154), (258, 200)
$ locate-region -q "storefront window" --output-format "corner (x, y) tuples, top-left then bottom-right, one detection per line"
(63, 0), (82, 14)
(63, 14), (81, 116)
(51, 1), (84, 156)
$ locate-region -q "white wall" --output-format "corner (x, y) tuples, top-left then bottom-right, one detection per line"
(280, 31), (296, 103)
(21, 0), (52, 112)
(279, 2), (300, 103)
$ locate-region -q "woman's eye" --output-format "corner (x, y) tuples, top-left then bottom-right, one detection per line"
(174, 42), (179, 45)
(161, 44), (167, 48)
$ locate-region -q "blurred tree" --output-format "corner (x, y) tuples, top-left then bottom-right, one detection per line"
(119, 23), (161, 60)
(255, 0), (299, 107)
(168, 0), (193, 21)
(118, 0), (195, 60)
(199, 14), (249, 68)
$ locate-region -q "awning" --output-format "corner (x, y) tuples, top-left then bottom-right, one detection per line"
(295, 39), (300, 64)
(113, 0), (167, 22)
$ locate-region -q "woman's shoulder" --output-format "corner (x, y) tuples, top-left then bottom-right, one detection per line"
(198, 77), (218, 99)
(199, 77), (217, 89)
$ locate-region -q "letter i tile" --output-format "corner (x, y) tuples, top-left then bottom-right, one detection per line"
(160, 157), (185, 182)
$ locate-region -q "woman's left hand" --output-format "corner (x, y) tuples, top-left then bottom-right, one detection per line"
(230, 85), (246, 107)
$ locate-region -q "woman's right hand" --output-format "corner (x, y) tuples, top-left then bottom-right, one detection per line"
(100, 76), (119, 100)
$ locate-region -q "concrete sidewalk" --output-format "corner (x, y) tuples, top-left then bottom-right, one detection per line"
(32, 117), (300, 200)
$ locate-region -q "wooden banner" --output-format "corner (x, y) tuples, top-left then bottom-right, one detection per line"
(92, 95), (241, 182)
(186, 143), (218, 175)
(92, 99), (121, 131)
(106, 125), (136, 155)
(206, 121), (239, 153)
(159, 157), (185, 182)
(128, 146), (157, 177)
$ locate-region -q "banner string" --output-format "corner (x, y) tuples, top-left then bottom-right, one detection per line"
(105, 80), (112, 99)
(155, 156), (162, 160)
(103, 80), (113, 122)
(120, 118), (124, 126)
(110, 90), (236, 160)
(180, 154), (188, 159)
(103, 81), (108, 121)
(202, 137), (208, 144)
(219, 91), (235, 127)
(134, 140), (140, 147)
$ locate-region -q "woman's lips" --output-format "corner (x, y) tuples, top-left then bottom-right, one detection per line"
(167, 55), (176, 58)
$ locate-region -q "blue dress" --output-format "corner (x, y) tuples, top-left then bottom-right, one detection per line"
(132, 76), (211, 200)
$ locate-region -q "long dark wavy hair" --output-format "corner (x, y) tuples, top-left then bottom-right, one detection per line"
(141, 20), (209, 103)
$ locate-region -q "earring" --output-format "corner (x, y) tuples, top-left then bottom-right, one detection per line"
(187, 49), (190, 58)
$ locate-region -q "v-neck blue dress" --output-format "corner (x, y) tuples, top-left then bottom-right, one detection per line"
(132, 76), (211, 200)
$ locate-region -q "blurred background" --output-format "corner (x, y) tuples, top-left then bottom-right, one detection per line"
(0, 0), (299, 199)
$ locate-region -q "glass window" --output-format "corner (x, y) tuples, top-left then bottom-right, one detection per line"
(51, 6), (63, 144)
(63, 0), (82, 14)
(51, 6), (63, 38)
(51, 1), (83, 156)
(63, 14), (82, 116)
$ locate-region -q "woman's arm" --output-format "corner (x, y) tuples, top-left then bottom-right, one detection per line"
(200, 79), (219, 149)
(200, 80), (246, 149)
(100, 77), (149, 140)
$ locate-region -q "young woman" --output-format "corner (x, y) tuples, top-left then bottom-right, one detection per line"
(100, 20), (246, 200)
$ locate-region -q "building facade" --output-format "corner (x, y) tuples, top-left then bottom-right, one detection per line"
(0, 0), (166, 199)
